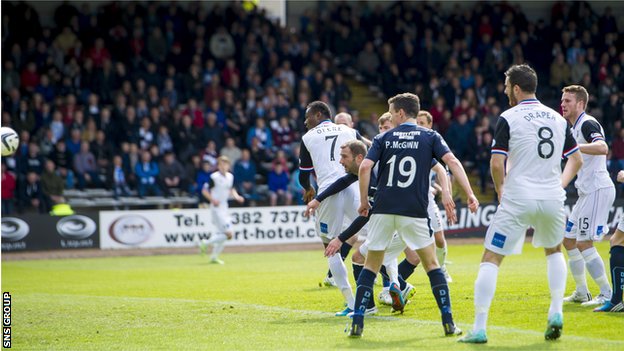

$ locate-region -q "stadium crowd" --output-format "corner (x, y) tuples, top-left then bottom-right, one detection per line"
(1, 1), (623, 214)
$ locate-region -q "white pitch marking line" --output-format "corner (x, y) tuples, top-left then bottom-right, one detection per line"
(29, 293), (624, 345)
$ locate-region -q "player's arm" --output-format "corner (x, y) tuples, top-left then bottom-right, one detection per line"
(489, 116), (510, 202)
(561, 124), (582, 188)
(432, 162), (457, 224)
(442, 152), (478, 213)
(325, 215), (370, 257)
(358, 159), (374, 216)
(578, 120), (608, 155)
(355, 130), (372, 147)
(305, 174), (357, 217)
(230, 187), (245, 204)
(490, 154), (506, 202)
(298, 141), (315, 201)
(202, 179), (217, 205)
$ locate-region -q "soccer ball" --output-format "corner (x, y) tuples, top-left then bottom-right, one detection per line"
(1, 127), (19, 156)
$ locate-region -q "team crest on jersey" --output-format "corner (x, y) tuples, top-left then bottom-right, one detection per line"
(492, 232), (507, 248)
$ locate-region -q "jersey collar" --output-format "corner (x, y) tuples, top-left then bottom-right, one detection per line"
(518, 98), (540, 105)
(319, 119), (332, 125)
(573, 111), (585, 129)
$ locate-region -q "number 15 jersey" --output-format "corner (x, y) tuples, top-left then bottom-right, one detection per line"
(491, 99), (578, 202)
(299, 120), (357, 193)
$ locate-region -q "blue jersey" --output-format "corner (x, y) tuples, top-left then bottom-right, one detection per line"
(366, 123), (450, 218)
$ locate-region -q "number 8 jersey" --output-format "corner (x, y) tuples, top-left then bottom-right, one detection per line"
(491, 99), (578, 201)
(299, 120), (358, 193)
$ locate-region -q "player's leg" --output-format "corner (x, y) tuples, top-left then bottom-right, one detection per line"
(399, 215), (459, 335)
(594, 225), (624, 312)
(563, 198), (592, 302)
(398, 247), (420, 281)
(349, 249), (385, 337)
(434, 230), (451, 282)
(349, 214), (394, 337)
(318, 194), (355, 315)
(460, 198), (529, 343)
(430, 201), (452, 282)
(349, 245), (376, 313)
(210, 213), (233, 264)
(578, 188), (615, 306)
(532, 199), (568, 340)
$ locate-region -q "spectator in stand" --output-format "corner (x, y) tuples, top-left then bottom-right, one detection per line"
(247, 118), (273, 150)
(612, 128), (624, 174)
(183, 98), (204, 129)
(445, 113), (472, 164)
(268, 162), (292, 206)
(200, 140), (219, 174)
(110, 155), (131, 198)
(135, 150), (161, 197)
(74, 141), (100, 189)
(233, 149), (260, 205)
(20, 171), (44, 213)
(195, 160), (213, 206)
(475, 131), (493, 195)
(14, 100), (36, 134)
(50, 140), (75, 189)
(272, 116), (296, 152)
(1, 163), (17, 215)
(159, 151), (187, 197)
(20, 142), (44, 175)
(220, 137), (242, 165)
(40, 159), (65, 212)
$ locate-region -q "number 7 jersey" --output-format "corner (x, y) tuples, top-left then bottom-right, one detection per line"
(491, 99), (578, 201)
(299, 120), (358, 193)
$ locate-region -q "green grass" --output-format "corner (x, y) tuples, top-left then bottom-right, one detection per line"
(3, 242), (623, 350)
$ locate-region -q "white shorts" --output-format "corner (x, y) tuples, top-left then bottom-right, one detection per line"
(211, 209), (232, 233)
(619, 219), (624, 233)
(564, 187), (615, 242)
(367, 213), (432, 251)
(485, 198), (565, 255)
(359, 232), (406, 265)
(427, 196), (443, 233)
(315, 183), (359, 240)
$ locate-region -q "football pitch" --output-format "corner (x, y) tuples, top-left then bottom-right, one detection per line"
(3, 241), (623, 350)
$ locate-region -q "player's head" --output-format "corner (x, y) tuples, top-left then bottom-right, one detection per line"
(339, 140), (367, 175)
(416, 110), (433, 129)
(560, 85), (588, 120)
(378, 112), (394, 133)
(217, 156), (231, 173)
(334, 112), (353, 127)
(504, 64), (537, 107)
(304, 101), (332, 129)
(388, 93), (420, 124)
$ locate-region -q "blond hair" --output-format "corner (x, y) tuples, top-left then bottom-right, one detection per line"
(378, 112), (392, 126)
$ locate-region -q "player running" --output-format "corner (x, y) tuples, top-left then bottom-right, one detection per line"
(198, 156), (245, 264)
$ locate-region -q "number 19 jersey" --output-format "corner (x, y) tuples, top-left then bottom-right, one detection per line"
(366, 123), (450, 218)
(491, 99), (578, 201)
(299, 120), (357, 193)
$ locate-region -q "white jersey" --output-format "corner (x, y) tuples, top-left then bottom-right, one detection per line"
(570, 112), (613, 194)
(491, 99), (578, 201)
(299, 120), (358, 193)
(204, 171), (234, 212)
